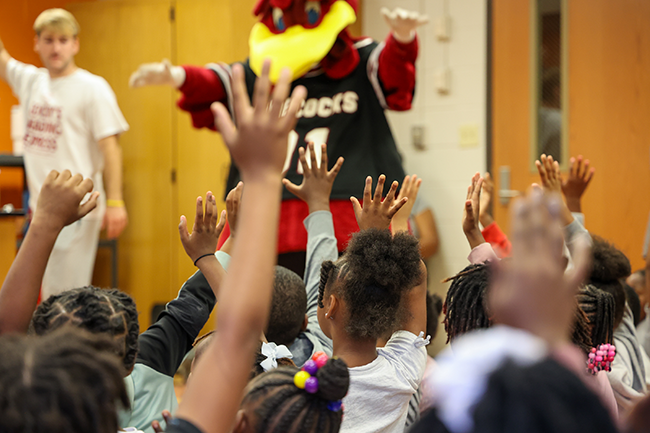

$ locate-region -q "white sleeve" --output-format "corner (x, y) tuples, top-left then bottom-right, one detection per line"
(377, 330), (428, 390)
(89, 77), (129, 141)
(5, 58), (41, 101)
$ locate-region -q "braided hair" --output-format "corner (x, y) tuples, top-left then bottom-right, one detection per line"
(588, 235), (631, 328)
(0, 328), (129, 433)
(571, 303), (593, 354)
(319, 229), (423, 340)
(577, 284), (615, 346)
(442, 263), (491, 343)
(242, 357), (349, 433)
(31, 286), (140, 372)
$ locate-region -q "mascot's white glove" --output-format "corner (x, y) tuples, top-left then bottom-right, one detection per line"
(380, 7), (429, 44)
(129, 59), (186, 88)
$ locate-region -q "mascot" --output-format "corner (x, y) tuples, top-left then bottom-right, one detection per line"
(130, 1), (428, 272)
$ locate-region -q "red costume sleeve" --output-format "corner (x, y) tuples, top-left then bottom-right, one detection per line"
(176, 65), (228, 130)
(481, 222), (512, 258)
(377, 33), (418, 111)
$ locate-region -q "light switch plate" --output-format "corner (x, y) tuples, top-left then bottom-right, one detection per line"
(459, 124), (480, 147)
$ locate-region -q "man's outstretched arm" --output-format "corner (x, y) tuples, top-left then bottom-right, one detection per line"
(0, 36), (14, 83)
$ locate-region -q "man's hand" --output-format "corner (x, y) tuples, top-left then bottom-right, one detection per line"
(561, 155), (595, 213)
(380, 7), (429, 44)
(283, 142), (344, 213)
(391, 174), (422, 234)
(129, 59), (186, 88)
(179, 191), (226, 265)
(488, 188), (591, 347)
(211, 60), (307, 182)
(479, 172), (495, 228)
(32, 170), (99, 232)
(102, 206), (128, 239)
(462, 172), (485, 249)
(351, 175), (407, 231)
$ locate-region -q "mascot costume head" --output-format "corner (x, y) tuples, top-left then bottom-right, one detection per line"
(250, 0), (361, 82)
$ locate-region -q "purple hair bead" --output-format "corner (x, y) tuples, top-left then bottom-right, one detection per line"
(303, 360), (319, 376)
(305, 376), (319, 394)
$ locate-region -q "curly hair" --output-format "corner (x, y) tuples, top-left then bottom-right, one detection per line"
(0, 328), (129, 433)
(320, 229), (423, 340)
(588, 236), (630, 328)
(242, 357), (349, 433)
(443, 263), (491, 343)
(31, 286), (140, 372)
(268, 266), (307, 347)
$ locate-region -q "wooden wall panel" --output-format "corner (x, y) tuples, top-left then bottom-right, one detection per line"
(68, 0), (176, 329)
(492, 0), (650, 271)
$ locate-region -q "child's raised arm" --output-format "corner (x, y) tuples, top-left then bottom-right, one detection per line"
(391, 174), (422, 235)
(0, 170), (98, 334)
(283, 141), (344, 214)
(462, 172), (486, 250)
(351, 175), (407, 231)
(170, 61), (306, 433)
(561, 155), (595, 214)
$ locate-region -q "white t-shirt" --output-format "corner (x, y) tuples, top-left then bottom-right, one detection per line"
(341, 331), (428, 433)
(6, 59), (129, 219)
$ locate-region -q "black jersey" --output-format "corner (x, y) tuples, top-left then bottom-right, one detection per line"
(215, 39), (406, 200)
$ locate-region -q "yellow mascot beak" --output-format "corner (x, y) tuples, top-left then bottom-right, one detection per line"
(249, 0), (356, 82)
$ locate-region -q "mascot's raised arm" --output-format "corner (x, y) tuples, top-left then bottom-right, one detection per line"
(130, 1), (428, 271)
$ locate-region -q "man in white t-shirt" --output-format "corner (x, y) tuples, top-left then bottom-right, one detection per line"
(0, 9), (129, 298)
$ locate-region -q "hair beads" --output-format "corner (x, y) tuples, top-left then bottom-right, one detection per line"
(294, 352), (343, 410)
(587, 344), (616, 375)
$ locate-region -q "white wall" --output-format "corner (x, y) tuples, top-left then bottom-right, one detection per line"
(363, 0), (487, 354)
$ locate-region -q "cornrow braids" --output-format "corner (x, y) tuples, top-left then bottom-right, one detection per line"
(571, 305), (593, 354)
(577, 284), (615, 346)
(31, 286), (140, 372)
(319, 260), (336, 309)
(0, 328), (129, 433)
(242, 358), (349, 433)
(443, 263), (491, 343)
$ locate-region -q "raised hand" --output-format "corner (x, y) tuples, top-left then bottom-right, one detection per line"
(33, 170), (99, 231)
(562, 155), (595, 213)
(351, 175), (407, 231)
(380, 7), (429, 43)
(179, 191), (226, 265)
(225, 181), (243, 237)
(535, 154), (562, 194)
(282, 142), (344, 213)
(129, 59), (186, 88)
(391, 174), (422, 234)
(488, 188), (591, 347)
(462, 172), (485, 249)
(212, 60), (307, 182)
(479, 172), (495, 228)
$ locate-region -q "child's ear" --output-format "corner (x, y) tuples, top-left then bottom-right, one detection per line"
(232, 410), (248, 433)
(327, 294), (339, 319)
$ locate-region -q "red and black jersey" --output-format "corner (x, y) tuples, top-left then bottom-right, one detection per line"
(211, 39), (408, 200)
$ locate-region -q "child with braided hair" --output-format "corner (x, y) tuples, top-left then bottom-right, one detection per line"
(0, 328), (130, 433)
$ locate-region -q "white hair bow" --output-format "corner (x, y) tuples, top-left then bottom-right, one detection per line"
(260, 342), (294, 372)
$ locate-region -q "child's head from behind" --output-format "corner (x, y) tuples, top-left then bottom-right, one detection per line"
(267, 266), (307, 347)
(443, 263), (491, 343)
(31, 286), (140, 374)
(235, 356), (349, 433)
(0, 328), (129, 433)
(588, 235), (630, 328)
(317, 229), (422, 340)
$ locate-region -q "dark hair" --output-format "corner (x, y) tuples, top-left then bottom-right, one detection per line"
(267, 266), (307, 347)
(624, 283), (642, 327)
(571, 304), (593, 354)
(443, 263), (491, 343)
(192, 332), (295, 380)
(0, 328), (129, 433)
(588, 236), (631, 328)
(31, 286), (140, 372)
(320, 229), (423, 340)
(426, 293), (443, 340)
(242, 357), (349, 433)
(577, 284), (615, 346)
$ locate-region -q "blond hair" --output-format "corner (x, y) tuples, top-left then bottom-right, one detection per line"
(33, 9), (79, 37)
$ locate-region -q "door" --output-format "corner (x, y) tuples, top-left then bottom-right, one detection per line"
(491, 0), (650, 271)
